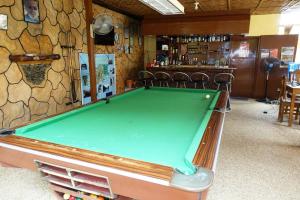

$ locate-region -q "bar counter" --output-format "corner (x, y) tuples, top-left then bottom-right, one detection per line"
(147, 65), (236, 88)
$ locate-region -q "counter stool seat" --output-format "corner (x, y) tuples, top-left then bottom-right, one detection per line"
(173, 72), (190, 88)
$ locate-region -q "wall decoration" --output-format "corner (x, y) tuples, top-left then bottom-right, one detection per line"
(129, 25), (134, 46)
(79, 53), (91, 105)
(124, 27), (129, 39)
(20, 64), (50, 85)
(95, 54), (116, 100)
(281, 47), (295, 64)
(260, 49), (269, 59)
(0, 14), (8, 30)
(23, 0), (40, 24)
(138, 25), (142, 46)
(79, 53), (116, 104)
(238, 41), (250, 57)
(270, 49), (278, 58)
(124, 44), (129, 54)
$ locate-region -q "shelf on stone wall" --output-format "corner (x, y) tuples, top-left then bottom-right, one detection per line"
(9, 54), (61, 63)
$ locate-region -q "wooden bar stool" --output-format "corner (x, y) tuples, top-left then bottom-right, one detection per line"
(214, 73), (235, 92)
(190, 72), (210, 89)
(137, 70), (155, 87)
(214, 73), (235, 110)
(154, 71), (172, 87)
(172, 72), (190, 88)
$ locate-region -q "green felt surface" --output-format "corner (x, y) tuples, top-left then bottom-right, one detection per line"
(16, 87), (220, 175)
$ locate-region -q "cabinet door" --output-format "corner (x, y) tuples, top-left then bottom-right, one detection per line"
(230, 36), (259, 98)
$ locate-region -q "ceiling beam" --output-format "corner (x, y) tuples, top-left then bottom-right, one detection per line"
(92, 0), (142, 20)
(227, 0), (231, 10)
(253, 0), (264, 13)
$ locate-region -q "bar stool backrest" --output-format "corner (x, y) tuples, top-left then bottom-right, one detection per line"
(138, 70), (155, 80)
(173, 72), (190, 81)
(191, 72), (209, 82)
(154, 71), (172, 81)
(214, 73), (235, 84)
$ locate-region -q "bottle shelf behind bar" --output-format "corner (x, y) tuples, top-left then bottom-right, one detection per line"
(156, 34), (231, 66)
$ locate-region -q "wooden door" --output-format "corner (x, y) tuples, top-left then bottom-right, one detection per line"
(229, 36), (259, 97)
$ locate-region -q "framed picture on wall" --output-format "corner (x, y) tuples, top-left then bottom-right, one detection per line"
(23, 0), (40, 24)
(124, 27), (129, 39)
(0, 14), (8, 30)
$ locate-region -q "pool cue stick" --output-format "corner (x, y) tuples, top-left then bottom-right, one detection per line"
(67, 32), (73, 103)
(68, 32), (77, 103)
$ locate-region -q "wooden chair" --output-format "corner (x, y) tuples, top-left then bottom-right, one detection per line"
(278, 76), (300, 123)
(290, 69), (300, 82)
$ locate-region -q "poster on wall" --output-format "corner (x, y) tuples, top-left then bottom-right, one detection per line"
(238, 41), (250, 57)
(95, 54), (116, 100)
(260, 49), (270, 58)
(270, 49), (279, 58)
(79, 53), (116, 105)
(281, 47), (295, 64)
(261, 49), (279, 59)
(79, 53), (91, 105)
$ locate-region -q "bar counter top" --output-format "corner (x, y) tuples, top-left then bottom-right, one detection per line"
(147, 65), (236, 72)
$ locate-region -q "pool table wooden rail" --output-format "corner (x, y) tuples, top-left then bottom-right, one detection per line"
(0, 90), (228, 182)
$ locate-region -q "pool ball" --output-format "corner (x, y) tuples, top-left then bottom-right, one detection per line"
(69, 196), (76, 200)
(63, 193), (70, 200)
(205, 94), (210, 99)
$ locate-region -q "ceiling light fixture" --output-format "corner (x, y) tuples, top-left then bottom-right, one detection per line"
(139, 0), (185, 15)
(194, 1), (200, 10)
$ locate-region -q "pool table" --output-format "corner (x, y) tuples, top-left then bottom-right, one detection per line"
(0, 87), (228, 200)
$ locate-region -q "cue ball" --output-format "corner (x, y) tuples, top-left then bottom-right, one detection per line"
(205, 94), (210, 99)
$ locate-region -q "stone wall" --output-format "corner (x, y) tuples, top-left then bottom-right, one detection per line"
(0, 1), (143, 129)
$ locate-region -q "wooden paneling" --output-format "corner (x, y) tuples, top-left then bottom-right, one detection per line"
(142, 13), (250, 35)
(253, 35), (298, 99)
(230, 36), (259, 97)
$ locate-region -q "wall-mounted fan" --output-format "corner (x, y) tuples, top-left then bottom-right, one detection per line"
(92, 15), (113, 36)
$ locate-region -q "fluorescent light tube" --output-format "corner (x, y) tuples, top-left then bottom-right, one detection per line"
(139, 0), (185, 15)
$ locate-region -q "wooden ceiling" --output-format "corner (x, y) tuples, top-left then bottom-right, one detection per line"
(93, 0), (300, 18)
